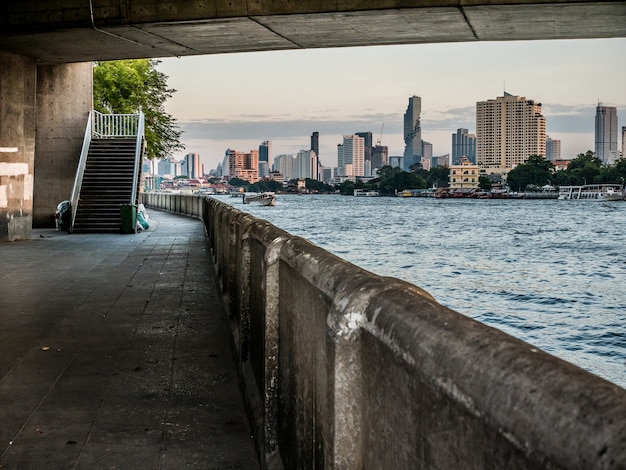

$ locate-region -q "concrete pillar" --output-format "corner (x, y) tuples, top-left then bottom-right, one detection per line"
(0, 51), (36, 241)
(34, 62), (92, 228)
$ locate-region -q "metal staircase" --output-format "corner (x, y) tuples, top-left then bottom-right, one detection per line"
(70, 111), (145, 233)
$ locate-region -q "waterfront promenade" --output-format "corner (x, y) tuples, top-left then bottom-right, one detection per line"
(0, 211), (258, 468)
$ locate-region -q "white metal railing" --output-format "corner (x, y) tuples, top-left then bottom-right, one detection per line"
(131, 112), (145, 204)
(70, 110), (93, 230)
(93, 110), (141, 138)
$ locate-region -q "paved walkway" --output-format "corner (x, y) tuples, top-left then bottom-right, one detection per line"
(0, 211), (259, 469)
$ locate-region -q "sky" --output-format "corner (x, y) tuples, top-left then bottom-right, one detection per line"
(156, 38), (626, 173)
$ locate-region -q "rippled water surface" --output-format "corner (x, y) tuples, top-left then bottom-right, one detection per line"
(224, 194), (626, 388)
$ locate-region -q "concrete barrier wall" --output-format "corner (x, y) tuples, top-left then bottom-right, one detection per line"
(141, 193), (626, 470)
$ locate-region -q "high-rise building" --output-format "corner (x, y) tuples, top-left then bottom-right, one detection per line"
(310, 132), (319, 160)
(338, 134), (364, 177)
(622, 126), (626, 160)
(595, 104), (618, 164)
(184, 152), (202, 178)
(295, 149), (318, 180)
(452, 128), (476, 165)
(356, 131), (373, 164)
(403, 96), (422, 171)
(476, 92), (546, 175)
(371, 145), (388, 172)
(259, 141), (272, 163)
(545, 136), (561, 161)
(273, 154), (296, 181)
(226, 148), (259, 183)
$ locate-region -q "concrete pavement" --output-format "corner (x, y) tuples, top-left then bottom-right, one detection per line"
(0, 210), (259, 469)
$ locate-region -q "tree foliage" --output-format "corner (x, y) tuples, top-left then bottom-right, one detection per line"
(376, 165), (427, 194)
(93, 59), (184, 160)
(506, 155), (554, 191)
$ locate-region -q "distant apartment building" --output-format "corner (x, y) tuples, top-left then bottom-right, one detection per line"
(337, 134), (365, 177)
(449, 157), (479, 189)
(296, 149), (318, 180)
(321, 167), (333, 183)
(356, 131), (373, 166)
(311, 132), (319, 160)
(403, 95), (422, 171)
(545, 136), (561, 161)
(452, 128), (476, 165)
(389, 156), (403, 169)
(432, 154), (450, 168)
(371, 145), (388, 172)
(258, 161), (270, 179)
(622, 126), (626, 159)
(184, 152), (202, 178)
(268, 170), (284, 184)
(158, 157), (181, 177)
(595, 104), (618, 164)
(259, 140), (272, 163)
(226, 148), (259, 183)
(273, 154), (296, 181)
(476, 92), (546, 175)
(422, 141), (433, 162)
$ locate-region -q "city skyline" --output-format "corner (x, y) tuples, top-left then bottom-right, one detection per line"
(157, 38), (626, 172)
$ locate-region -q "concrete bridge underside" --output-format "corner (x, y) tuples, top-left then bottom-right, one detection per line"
(0, 1), (626, 241)
(1, 1), (626, 64)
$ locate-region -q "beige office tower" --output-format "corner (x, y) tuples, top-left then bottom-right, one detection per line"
(476, 92), (546, 175)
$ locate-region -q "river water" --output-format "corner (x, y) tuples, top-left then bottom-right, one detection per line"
(223, 194), (626, 388)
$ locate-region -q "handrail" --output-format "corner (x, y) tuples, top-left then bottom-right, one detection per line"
(131, 112), (145, 204)
(69, 110), (93, 232)
(92, 110), (140, 138)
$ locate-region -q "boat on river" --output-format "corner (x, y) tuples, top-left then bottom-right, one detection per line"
(558, 184), (625, 201)
(354, 189), (380, 197)
(243, 192), (276, 206)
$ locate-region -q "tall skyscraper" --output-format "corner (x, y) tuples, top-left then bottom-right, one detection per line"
(310, 132), (319, 160)
(184, 152), (202, 178)
(476, 92), (546, 174)
(452, 128), (476, 165)
(595, 104), (618, 164)
(403, 96), (422, 171)
(622, 127), (626, 160)
(338, 134), (364, 177)
(296, 149), (318, 180)
(371, 145), (388, 172)
(259, 140), (272, 163)
(545, 136), (561, 161)
(356, 131), (373, 164)
(273, 154), (296, 180)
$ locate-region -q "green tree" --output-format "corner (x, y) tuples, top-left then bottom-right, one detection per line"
(338, 180), (356, 195)
(93, 59), (184, 160)
(428, 166), (450, 188)
(228, 177), (249, 187)
(563, 150), (602, 185)
(506, 155), (554, 191)
(478, 175), (493, 190)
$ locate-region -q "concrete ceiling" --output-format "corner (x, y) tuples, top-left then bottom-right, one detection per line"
(0, 1), (625, 64)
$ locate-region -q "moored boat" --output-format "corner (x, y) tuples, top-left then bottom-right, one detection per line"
(558, 184), (625, 201)
(353, 189), (380, 197)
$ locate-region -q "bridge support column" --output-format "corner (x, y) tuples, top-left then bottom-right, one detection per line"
(0, 51), (36, 241)
(0, 52), (92, 240)
(34, 62), (92, 228)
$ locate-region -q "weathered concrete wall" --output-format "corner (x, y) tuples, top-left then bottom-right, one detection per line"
(141, 192), (626, 470)
(33, 62), (92, 228)
(0, 51), (36, 241)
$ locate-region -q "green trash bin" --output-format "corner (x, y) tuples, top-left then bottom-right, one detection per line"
(120, 204), (137, 234)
